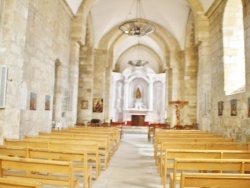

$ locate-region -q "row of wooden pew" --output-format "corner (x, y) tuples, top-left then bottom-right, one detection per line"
(0, 126), (121, 188)
(153, 129), (250, 188)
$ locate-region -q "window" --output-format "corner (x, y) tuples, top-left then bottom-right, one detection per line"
(223, 0), (245, 95)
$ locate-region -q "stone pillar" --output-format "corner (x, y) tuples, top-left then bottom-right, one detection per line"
(183, 47), (198, 124)
(0, 0), (30, 142)
(92, 49), (107, 121)
(77, 45), (94, 124)
(104, 66), (111, 122)
(168, 51), (184, 126)
(68, 41), (80, 125)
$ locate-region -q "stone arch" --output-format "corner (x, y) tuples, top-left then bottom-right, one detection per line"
(187, 0), (209, 44)
(98, 19), (180, 70)
(71, 0), (94, 45)
(116, 44), (163, 73)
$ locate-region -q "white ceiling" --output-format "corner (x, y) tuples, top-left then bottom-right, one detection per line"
(66, 0), (215, 72)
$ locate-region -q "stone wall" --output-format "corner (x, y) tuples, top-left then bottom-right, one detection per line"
(0, 0), (74, 142)
(199, 0), (250, 141)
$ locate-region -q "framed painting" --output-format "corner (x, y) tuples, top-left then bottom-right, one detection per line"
(248, 97), (250, 117)
(218, 101), (223, 116)
(231, 99), (237, 116)
(81, 100), (88, 109)
(45, 95), (51, 110)
(30, 92), (37, 110)
(93, 98), (103, 113)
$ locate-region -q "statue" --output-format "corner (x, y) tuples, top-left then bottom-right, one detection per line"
(135, 88), (141, 99)
(169, 100), (189, 125)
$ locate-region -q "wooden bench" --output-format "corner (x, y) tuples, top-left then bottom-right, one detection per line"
(168, 158), (250, 188)
(59, 127), (120, 143)
(180, 172), (250, 188)
(154, 137), (238, 162)
(0, 155), (79, 188)
(24, 135), (111, 170)
(154, 137), (234, 158)
(0, 145), (92, 187)
(160, 149), (250, 176)
(156, 142), (250, 177)
(56, 128), (120, 148)
(3, 138), (101, 179)
(44, 131), (118, 154)
(0, 177), (42, 188)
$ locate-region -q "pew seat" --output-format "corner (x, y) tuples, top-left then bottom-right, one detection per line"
(0, 177), (42, 188)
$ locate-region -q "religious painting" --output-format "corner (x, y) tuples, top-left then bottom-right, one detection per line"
(45, 95), (51, 110)
(218, 101), (223, 116)
(248, 97), (250, 117)
(93, 98), (103, 113)
(81, 100), (88, 109)
(231, 99), (237, 116)
(30, 92), (37, 110)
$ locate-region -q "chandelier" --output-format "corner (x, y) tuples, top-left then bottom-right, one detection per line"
(128, 59), (149, 67)
(119, 0), (155, 37)
(127, 39), (149, 67)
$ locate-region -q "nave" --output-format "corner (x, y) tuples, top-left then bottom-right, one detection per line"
(92, 133), (162, 188)
(1, 126), (250, 188)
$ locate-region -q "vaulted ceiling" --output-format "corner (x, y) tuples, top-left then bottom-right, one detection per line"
(66, 0), (215, 73)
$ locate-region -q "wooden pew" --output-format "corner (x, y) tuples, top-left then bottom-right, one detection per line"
(154, 137), (234, 158)
(41, 131), (117, 154)
(0, 178), (42, 188)
(160, 149), (250, 175)
(156, 141), (250, 177)
(168, 158), (250, 188)
(154, 137), (238, 162)
(55, 128), (120, 149)
(24, 135), (111, 169)
(0, 145), (92, 187)
(3, 138), (101, 179)
(0, 156), (79, 188)
(180, 172), (250, 188)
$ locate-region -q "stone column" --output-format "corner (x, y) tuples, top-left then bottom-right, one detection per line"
(183, 47), (198, 124)
(0, 0), (30, 142)
(92, 49), (107, 122)
(168, 50), (184, 126)
(77, 44), (94, 124)
(68, 41), (80, 125)
(104, 66), (111, 122)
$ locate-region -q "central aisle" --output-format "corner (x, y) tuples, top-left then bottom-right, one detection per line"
(92, 133), (163, 188)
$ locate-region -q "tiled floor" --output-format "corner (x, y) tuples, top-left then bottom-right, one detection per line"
(92, 133), (164, 188)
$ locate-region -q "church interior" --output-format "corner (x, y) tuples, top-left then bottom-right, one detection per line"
(1, 0), (250, 187)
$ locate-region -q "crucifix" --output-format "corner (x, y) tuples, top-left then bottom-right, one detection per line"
(169, 100), (189, 125)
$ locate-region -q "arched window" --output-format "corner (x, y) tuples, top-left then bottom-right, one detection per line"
(223, 0), (245, 95)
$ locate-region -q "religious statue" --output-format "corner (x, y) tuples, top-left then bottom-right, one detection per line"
(169, 100), (189, 125)
(135, 88), (141, 99)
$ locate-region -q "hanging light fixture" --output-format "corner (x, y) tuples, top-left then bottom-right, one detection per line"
(127, 38), (149, 67)
(119, 0), (155, 37)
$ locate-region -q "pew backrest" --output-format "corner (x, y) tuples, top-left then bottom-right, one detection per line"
(180, 172), (250, 188)
(0, 155), (78, 188)
(170, 158), (250, 188)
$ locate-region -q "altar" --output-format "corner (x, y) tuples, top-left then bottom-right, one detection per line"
(131, 115), (145, 126)
(124, 109), (152, 125)
(111, 66), (166, 124)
